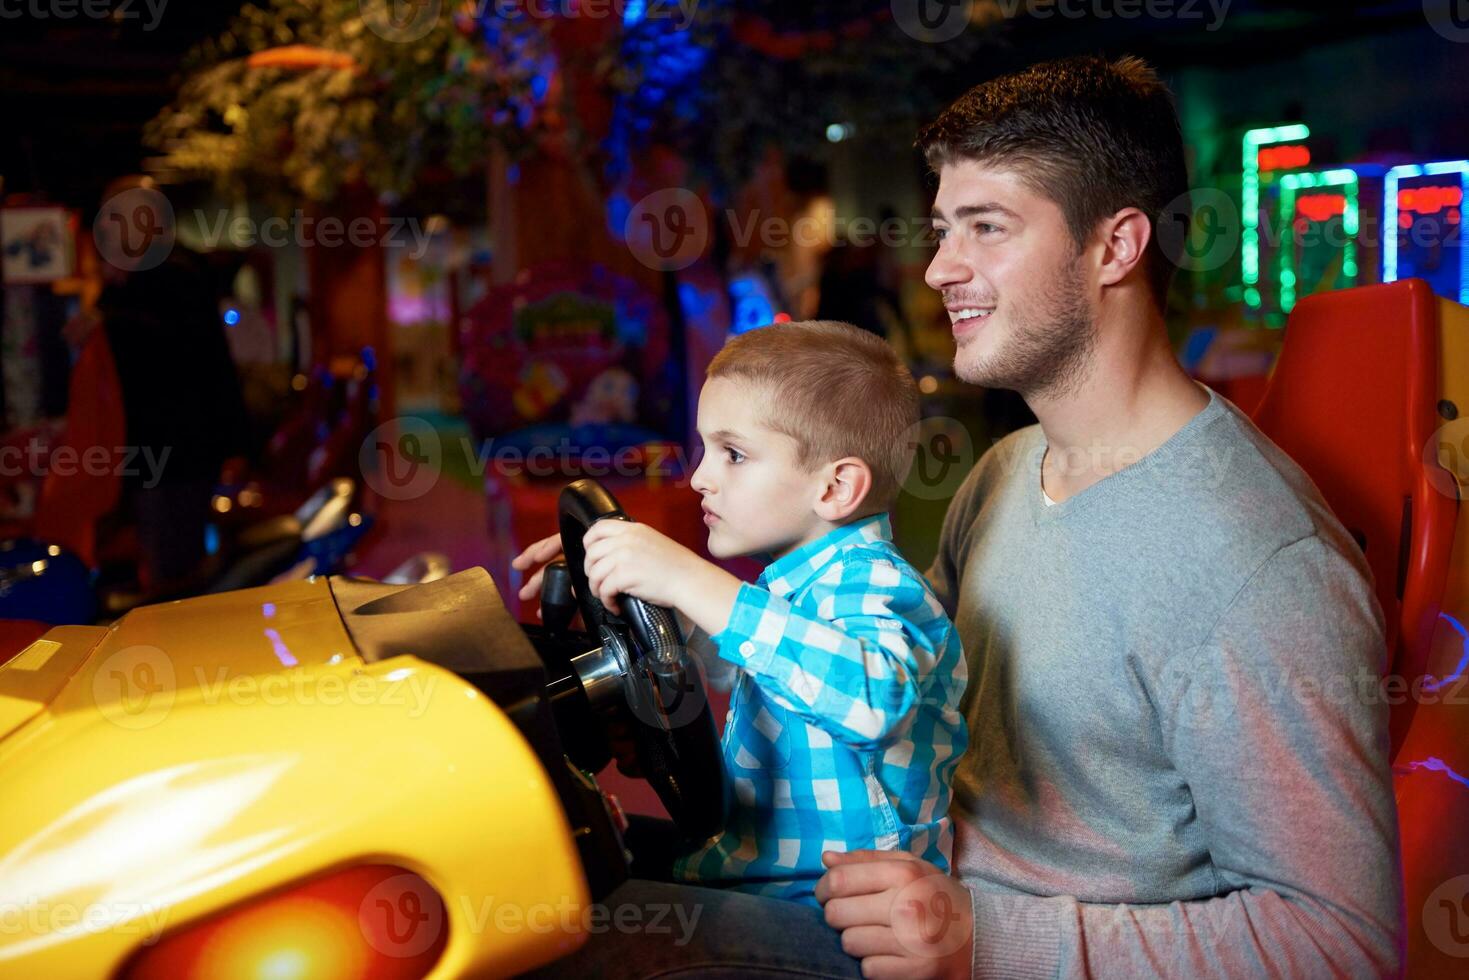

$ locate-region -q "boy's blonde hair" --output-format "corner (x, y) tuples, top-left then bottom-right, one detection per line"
(706, 320), (920, 515)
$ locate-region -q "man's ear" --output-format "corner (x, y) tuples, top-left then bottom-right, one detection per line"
(813, 457), (874, 523)
(1095, 206), (1152, 288)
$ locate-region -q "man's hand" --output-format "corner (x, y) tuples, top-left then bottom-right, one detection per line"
(581, 520), (742, 636)
(510, 532), (564, 612)
(816, 850), (974, 980)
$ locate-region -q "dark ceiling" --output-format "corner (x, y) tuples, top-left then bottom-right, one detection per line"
(0, 0), (1444, 210)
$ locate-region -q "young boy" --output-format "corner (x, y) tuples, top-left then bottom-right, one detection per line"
(514, 320), (967, 906)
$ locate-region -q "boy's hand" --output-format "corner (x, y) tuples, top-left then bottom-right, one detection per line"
(582, 520), (703, 616)
(581, 520), (743, 637)
(510, 532), (564, 609)
(816, 850), (974, 980)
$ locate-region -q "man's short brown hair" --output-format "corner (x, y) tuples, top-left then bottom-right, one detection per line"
(706, 321), (919, 515)
(916, 55), (1188, 312)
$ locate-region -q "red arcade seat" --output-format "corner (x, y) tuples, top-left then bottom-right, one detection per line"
(1252, 280), (1469, 974)
(1251, 279), (1458, 752)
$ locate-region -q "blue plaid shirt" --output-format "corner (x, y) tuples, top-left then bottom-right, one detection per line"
(673, 514), (967, 906)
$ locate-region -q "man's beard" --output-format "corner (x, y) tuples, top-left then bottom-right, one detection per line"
(954, 262), (1096, 401)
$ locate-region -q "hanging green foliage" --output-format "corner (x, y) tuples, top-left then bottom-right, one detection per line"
(146, 1), (554, 205)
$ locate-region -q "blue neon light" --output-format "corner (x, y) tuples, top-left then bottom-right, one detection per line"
(1383, 160), (1469, 305)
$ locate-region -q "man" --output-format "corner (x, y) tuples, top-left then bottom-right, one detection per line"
(521, 55), (1401, 978)
(88, 176), (249, 589)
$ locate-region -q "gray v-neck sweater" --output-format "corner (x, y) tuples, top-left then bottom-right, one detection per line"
(926, 387), (1402, 978)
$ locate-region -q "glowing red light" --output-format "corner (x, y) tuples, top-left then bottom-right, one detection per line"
(1295, 193), (1346, 223)
(1259, 144), (1311, 172)
(773, 312), (792, 323)
(1400, 184), (1464, 216)
(120, 865), (447, 980)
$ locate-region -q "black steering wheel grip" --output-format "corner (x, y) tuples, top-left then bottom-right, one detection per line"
(558, 478), (729, 843)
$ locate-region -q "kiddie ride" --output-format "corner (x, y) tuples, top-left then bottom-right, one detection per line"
(0, 479), (726, 978)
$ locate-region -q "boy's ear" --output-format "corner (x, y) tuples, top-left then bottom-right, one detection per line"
(813, 457), (874, 523)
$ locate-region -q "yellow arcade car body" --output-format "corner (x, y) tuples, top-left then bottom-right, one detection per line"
(0, 571), (607, 979)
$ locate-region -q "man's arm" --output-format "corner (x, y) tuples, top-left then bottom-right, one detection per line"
(823, 534), (1403, 979)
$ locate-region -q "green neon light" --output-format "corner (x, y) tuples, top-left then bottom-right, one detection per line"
(1242, 123), (1310, 310)
(1278, 168), (1359, 316)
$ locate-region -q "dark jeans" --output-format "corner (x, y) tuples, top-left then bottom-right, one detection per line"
(522, 879), (862, 979)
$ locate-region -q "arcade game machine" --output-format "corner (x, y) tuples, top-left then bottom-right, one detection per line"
(0, 479), (727, 978)
(457, 260), (703, 624)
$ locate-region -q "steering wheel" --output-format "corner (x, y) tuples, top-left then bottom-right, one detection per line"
(557, 478), (728, 844)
